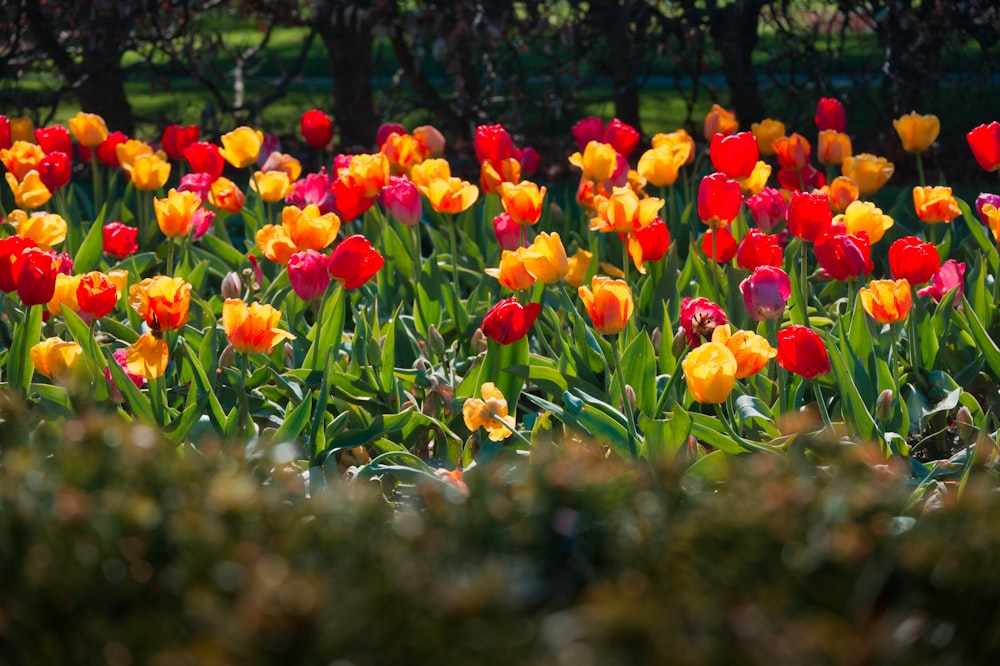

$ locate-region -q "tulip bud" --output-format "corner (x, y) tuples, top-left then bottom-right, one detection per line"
(470, 328), (488, 354)
(284, 342), (295, 369)
(247, 255), (263, 290)
(686, 434), (699, 458)
(414, 357), (428, 373)
(956, 406), (975, 441)
(427, 325), (446, 359)
(624, 385), (637, 414)
(876, 389), (894, 420)
(367, 336), (382, 369)
(221, 272), (242, 300)
(650, 327), (662, 354)
(218, 343), (235, 372)
(672, 329), (688, 358)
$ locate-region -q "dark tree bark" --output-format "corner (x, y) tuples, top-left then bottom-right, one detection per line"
(707, 0), (767, 127)
(587, 0), (642, 133)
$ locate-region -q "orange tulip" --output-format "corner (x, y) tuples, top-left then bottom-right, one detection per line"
(221, 298), (295, 354)
(590, 186), (662, 234)
(418, 177), (479, 214)
(209, 177), (246, 214)
(710, 324), (775, 379)
(579, 276), (634, 335)
(485, 249), (536, 291)
(341, 153), (390, 198)
(817, 130), (852, 166)
(860, 278), (912, 324)
(565, 248), (593, 288)
(703, 104), (739, 140)
(480, 157), (521, 196)
(462, 382), (515, 441)
(129, 276), (192, 332)
(380, 132), (424, 175)
(841, 154), (894, 196)
(913, 186), (960, 224)
(0, 141), (46, 180)
(30, 337), (84, 382)
(824, 176), (860, 213)
(10, 117), (35, 144)
(521, 232), (568, 283)
(126, 332), (169, 380)
(500, 180), (546, 225)
(893, 112), (940, 153)
(9, 209), (66, 250)
(154, 188), (202, 237)
(773, 133), (811, 170)
(68, 112), (109, 148)
(750, 118), (786, 156)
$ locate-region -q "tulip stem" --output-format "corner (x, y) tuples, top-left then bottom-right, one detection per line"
(714, 403), (780, 456)
(610, 331), (638, 459)
(447, 214), (460, 290)
(312, 298), (324, 373)
(149, 376), (167, 428)
(800, 240), (809, 323)
(908, 305), (921, 383)
(165, 238), (174, 275)
(890, 322), (902, 404)
(916, 152), (926, 188)
(813, 382), (833, 432)
(653, 343), (688, 419)
(711, 229), (720, 300)
(409, 224), (425, 328)
(236, 352), (251, 437)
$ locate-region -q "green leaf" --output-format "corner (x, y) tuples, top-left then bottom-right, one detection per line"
(197, 230), (246, 269)
(180, 338), (229, 434)
(271, 393), (313, 445)
(622, 331), (656, 416)
(163, 388), (206, 443)
(685, 449), (729, 480)
(72, 212), (106, 273)
(563, 389), (635, 460)
(303, 285), (346, 371)
(823, 331), (879, 441)
(106, 349), (156, 425)
(7, 304), (42, 393)
(959, 198), (999, 274)
(639, 405), (692, 461)
(324, 409), (415, 455)
(959, 297), (1000, 380)
(689, 412), (752, 455)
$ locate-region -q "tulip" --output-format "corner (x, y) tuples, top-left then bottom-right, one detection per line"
(219, 126), (264, 169)
(697, 172), (743, 229)
(652, 129), (696, 164)
(737, 161), (770, 195)
(814, 225), (872, 281)
(711, 325), (776, 379)
(479, 157), (521, 196)
(572, 117), (605, 151)
(815, 98), (846, 132)
(183, 142), (225, 180)
(629, 218), (670, 268)
(129, 276), (192, 332)
(35, 125), (72, 156)
(6, 170), (52, 209)
(190, 208), (216, 241)
(680, 296), (728, 346)
(967, 121), (1000, 172)
(36, 151), (71, 193)
(637, 144), (687, 187)
(375, 123), (406, 149)
(975, 193), (1000, 225)
(860, 279), (912, 324)
(777, 163), (826, 192)
(603, 118), (640, 158)
(260, 152), (302, 182)
(463, 382), (515, 441)
(327, 235), (384, 290)
(418, 177), (479, 214)
(250, 170), (292, 203)
(751, 118), (786, 156)
(30, 337), (84, 382)
(221, 298), (295, 355)
(154, 188), (201, 238)
(481, 298), (542, 345)
(76, 271), (120, 320)
(591, 186), (662, 234)
(124, 153), (171, 191)
(710, 131), (759, 179)
(474, 124), (516, 163)
(159, 124), (199, 161)
(521, 232), (568, 283)
(736, 228), (782, 272)
(824, 176), (860, 213)
(10, 116), (34, 144)
(413, 125), (445, 158)
(126, 332), (169, 380)
(286, 250), (332, 302)
(103, 222), (139, 259)
(777, 325), (830, 378)
(0, 116), (9, 151)
(409, 157), (451, 189)
(9, 210), (67, 250)
(703, 104), (738, 140)
(379, 176), (422, 226)
(0, 236), (38, 292)
(208, 177), (245, 214)
(773, 133), (811, 171)
(579, 276), (634, 336)
(894, 112), (940, 153)
(95, 131), (128, 168)
(515, 146), (539, 176)
(66, 112), (107, 148)
(841, 153), (894, 196)
(104, 347), (145, 402)
(300, 110), (333, 149)
(565, 248), (593, 288)
(740, 266), (791, 321)
(817, 130), (852, 166)
(501, 180), (547, 225)
(492, 211), (522, 250)
(786, 191), (832, 242)
(701, 228), (737, 263)
(114, 139), (154, 170)
(568, 141), (618, 183)
(888, 236), (939, 285)
(485, 249), (536, 291)
(745, 187), (787, 232)
(836, 199), (893, 244)
(913, 186), (960, 224)
(0, 141), (46, 180)
(918, 260), (966, 304)
(16, 248), (58, 306)
(47, 273), (82, 317)
(286, 168), (336, 214)
(682, 341), (737, 404)
(381, 132), (424, 175)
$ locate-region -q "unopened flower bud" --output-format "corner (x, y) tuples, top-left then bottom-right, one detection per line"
(672, 328), (688, 358)
(284, 342), (295, 369)
(218, 343), (235, 371)
(414, 357), (428, 372)
(650, 327), (662, 354)
(427, 325), (445, 359)
(470, 327), (488, 354)
(549, 202), (564, 225)
(367, 336), (381, 368)
(221, 271), (242, 299)
(247, 255), (264, 290)
(956, 405), (975, 440)
(876, 389), (894, 420)
(625, 385), (636, 414)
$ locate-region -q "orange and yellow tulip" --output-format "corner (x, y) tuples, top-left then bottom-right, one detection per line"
(251, 170), (293, 203)
(129, 276), (192, 332)
(711, 324), (775, 379)
(485, 249), (536, 291)
(220, 126), (265, 169)
(750, 118), (785, 156)
(521, 232), (568, 283)
(841, 154), (894, 196)
(9, 209), (66, 250)
(124, 153), (171, 191)
(30, 337), (84, 382)
(0, 141), (45, 180)
(651, 129), (696, 164)
(126, 332), (169, 380)
(68, 112), (109, 148)
(500, 180), (546, 225)
(913, 186), (960, 224)
(860, 278), (912, 324)
(154, 189), (201, 237)
(419, 177), (479, 214)
(579, 276), (633, 335)
(568, 141), (618, 183)
(5, 170), (51, 209)
(836, 200), (894, 244)
(817, 130), (852, 166)
(565, 248), (593, 288)
(590, 186), (662, 234)
(221, 298), (295, 354)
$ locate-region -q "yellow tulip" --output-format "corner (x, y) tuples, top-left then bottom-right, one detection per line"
(893, 112), (940, 153)
(578, 276), (633, 336)
(841, 153), (894, 196)
(124, 153), (171, 191)
(568, 141), (618, 183)
(637, 144), (687, 187)
(739, 161), (772, 195)
(9, 209), (66, 250)
(418, 177), (479, 214)
(836, 200), (894, 244)
(565, 248), (594, 288)
(651, 129), (695, 164)
(409, 158), (451, 189)
(281, 203), (341, 251)
(0, 140), (46, 180)
(500, 180), (546, 225)
(220, 126), (265, 169)
(47, 273), (83, 317)
(30, 337), (84, 382)
(5, 170), (51, 209)
(521, 232), (568, 284)
(115, 139), (155, 170)
(462, 382), (515, 441)
(68, 112), (109, 147)
(860, 279), (912, 324)
(750, 118), (786, 156)
(154, 188), (201, 237)
(126, 332), (169, 380)
(681, 341), (737, 404)
(251, 170), (293, 203)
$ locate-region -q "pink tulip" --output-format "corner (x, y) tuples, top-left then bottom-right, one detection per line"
(288, 249), (332, 301)
(380, 176), (422, 226)
(286, 168), (336, 215)
(741, 266), (792, 321)
(492, 211), (522, 251)
(918, 259), (966, 304)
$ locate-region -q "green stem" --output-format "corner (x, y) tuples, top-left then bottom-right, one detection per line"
(890, 322), (902, 402)
(710, 228), (720, 299)
(312, 298), (324, 372)
(237, 352), (251, 437)
(715, 403), (781, 456)
(621, 235), (630, 283)
(409, 223), (426, 327)
(813, 382), (833, 431)
(908, 301), (921, 382)
(800, 240), (809, 322)
(149, 375), (166, 427)
(916, 151), (926, 187)
(447, 214), (460, 289)
(610, 331), (638, 458)
(165, 238), (175, 275)
(652, 342), (689, 419)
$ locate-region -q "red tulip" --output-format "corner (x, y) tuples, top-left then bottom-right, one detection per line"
(888, 236), (939, 285)
(331, 177), (375, 222)
(183, 141), (225, 181)
(572, 116), (605, 152)
(103, 222), (139, 259)
(736, 228), (782, 271)
(481, 297), (541, 345)
(680, 296), (728, 347)
(95, 131), (128, 168)
(0, 115), (10, 151)
(15, 248), (58, 306)
(474, 124), (515, 163)
(967, 121), (1000, 172)
(603, 118), (640, 158)
(632, 217), (670, 262)
(710, 131), (759, 179)
(380, 175), (422, 226)
(745, 187), (787, 232)
(701, 228), (737, 263)
(814, 225), (871, 281)
(37, 151), (72, 192)
(777, 325), (830, 378)
(777, 164), (825, 192)
(815, 98), (846, 133)
(697, 172), (743, 228)
(300, 110), (334, 149)
(34, 125), (72, 156)
(327, 235), (384, 290)
(786, 191), (832, 242)
(516, 146), (540, 176)
(375, 123), (406, 150)
(0, 236), (39, 292)
(161, 124), (200, 161)
(288, 249), (332, 301)
(77, 272), (120, 319)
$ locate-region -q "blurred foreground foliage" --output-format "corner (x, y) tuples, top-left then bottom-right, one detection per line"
(2, 397), (1000, 664)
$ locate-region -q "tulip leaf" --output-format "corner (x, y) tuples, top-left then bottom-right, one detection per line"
(562, 389), (633, 461)
(303, 284), (345, 371)
(959, 297), (1000, 380)
(639, 405), (691, 462)
(180, 338), (230, 435)
(685, 449), (729, 480)
(7, 304), (43, 394)
(622, 331), (656, 416)
(734, 395), (780, 438)
(271, 392), (313, 445)
(822, 331), (879, 441)
(379, 307), (401, 401)
(61, 308), (111, 403)
(163, 387), (207, 443)
(959, 198), (999, 274)
(196, 233), (246, 270)
(105, 348), (157, 426)
(72, 212), (106, 273)
(688, 412), (750, 455)
(323, 408), (415, 456)
(414, 252), (443, 336)
(504, 363), (569, 397)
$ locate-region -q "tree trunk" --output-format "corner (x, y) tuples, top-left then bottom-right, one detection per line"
(75, 57), (135, 135)
(315, 4), (379, 150)
(708, 0), (766, 127)
(589, 0), (642, 133)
